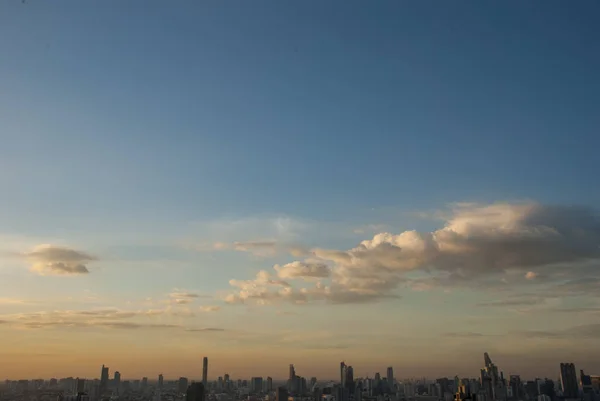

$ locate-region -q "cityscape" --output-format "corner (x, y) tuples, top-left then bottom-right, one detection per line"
(1, 353), (599, 401)
(2, 3), (600, 401)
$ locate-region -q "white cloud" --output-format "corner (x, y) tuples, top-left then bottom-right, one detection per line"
(224, 202), (600, 305)
(274, 261), (330, 281)
(199, 306), (221, 312)
(24, 244), (96, 275)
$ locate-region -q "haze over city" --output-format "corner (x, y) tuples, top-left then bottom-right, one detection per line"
(1, 0), (600, 387)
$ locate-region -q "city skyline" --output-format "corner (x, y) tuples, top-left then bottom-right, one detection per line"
(1, 0), (600, 382)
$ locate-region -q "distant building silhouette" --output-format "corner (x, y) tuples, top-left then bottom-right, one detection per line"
(560, 363), (578, 399)
(99, 365), (109, 395)
(186, 383), (205, 401)
(203, 357), (208, 387)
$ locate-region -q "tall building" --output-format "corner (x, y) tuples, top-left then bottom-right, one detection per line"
(202, 357), (208, 387)
(142, 377), (148, 390)
(345, 366), (354, 395)
(113, 372), (121, 392)
(158, 374), (164, 390)
(179, 377), (189, 394)
(340, 362), (346, 387)
(289, 365), (297, 392)
(100, 365), (109, 395)
(560, 363), (578, 399)
(267, 377), (273, 392)
(277, 387), (289, 401)
(186, 383), (205, 401)
(387, 367), (394, 393)
(581, 370), (593, 394)
(251, 377), (264, 393)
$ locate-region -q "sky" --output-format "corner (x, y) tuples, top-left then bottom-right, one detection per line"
(1, 0), (600, 381)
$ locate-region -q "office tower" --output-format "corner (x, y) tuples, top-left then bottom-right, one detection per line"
(581, 370), (593, 394)
(179, 377), (189, 394)
(509, 375), (520, 400)
(186, 383), (205, 401)
(202, 357), (208, 387)
(142, 377), (148, 390)
(100, 365), (109, 394)
(277, 387), (289, 401)
(289, 365), (297, 392)
(158, 374), (164, 390)
(340, 362), (346, 387)
(251, 377), (263, 394)
(387, 367), (394, 392)
(267, 377), (273, 392)
(345, 366), (354, 395)
(560, 363), (578, 399)
(113, 372), (121, 392)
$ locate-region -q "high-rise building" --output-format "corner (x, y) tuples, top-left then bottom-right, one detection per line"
(113, 372), (121, 392)
(340, 362), (346, 387)
(509, 375), (520, 400)
(251, 377), (264, 394)
(186, 383), (205, 401)
(142, 377), (148, 390)
(267, 377), (273, 392)
(277, 387), (289, 401)
(179, 377), (189, 394)
(345, 366), (354, 395)
(158, 374), (164, 390)
(100, 365), (109, 395)
(560, 363), (578, 399)
(387, 367), (394, 392)
(581, 370), (593, 394)
(202, 357), (208, 387)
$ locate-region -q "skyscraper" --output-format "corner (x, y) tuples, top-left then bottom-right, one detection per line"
(267, 377), (273, 392)
(158, 374), (164, 390)
(387, 367), (394, 392)
(251, 377), (264, 393)
(560, 363), (578, 399)
(202, 357), (208, 387)
(340, 362), (346, 387)
(100, 365), (109, 395)
(345, 366), (354, 395)
(186, 383), (205, 401)
(113, 372), (121, 392)
(179, 377), (189, 394)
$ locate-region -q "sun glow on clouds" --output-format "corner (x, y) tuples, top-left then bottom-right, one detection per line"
(223, 202), (600, 306)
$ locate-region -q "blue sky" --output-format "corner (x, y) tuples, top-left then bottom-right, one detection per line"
(1, 1), (600, 380)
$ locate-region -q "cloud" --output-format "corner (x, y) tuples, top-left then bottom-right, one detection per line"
(518, 323), (600, 340)
(0, 308), (226, 332)
(25, 245), (96, 275)
(211, 240), (310, 258)
(444, 332), (490, 338)
(199, 306), (221, 312)
(169, 291), (202, 299)
(274, 261), (330, 281)
(185, 327), (225, 332)
(168, 290), (210, 305)
(224, 202), (600, 306)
